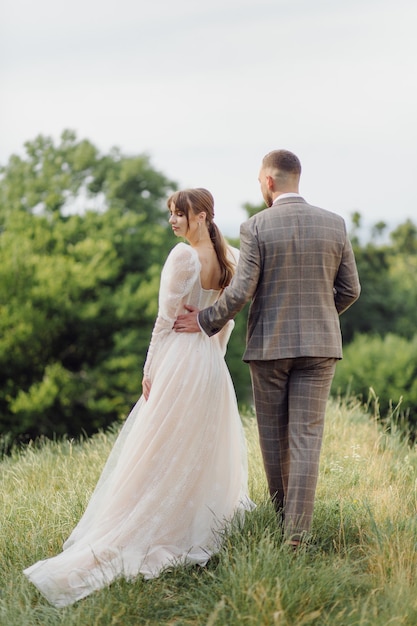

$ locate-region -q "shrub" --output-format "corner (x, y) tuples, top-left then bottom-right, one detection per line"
(331, 333), (417, 434)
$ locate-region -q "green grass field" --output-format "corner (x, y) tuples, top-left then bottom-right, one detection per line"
(2, 399), (417, 625)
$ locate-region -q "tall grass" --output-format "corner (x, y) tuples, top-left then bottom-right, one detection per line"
(2, 399), (417, 625)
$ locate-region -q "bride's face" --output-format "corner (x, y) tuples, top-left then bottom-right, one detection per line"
(168, 202), (199, 240)
(168, 201), (188, 238)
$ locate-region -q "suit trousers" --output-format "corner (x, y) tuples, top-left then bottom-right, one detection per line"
(249, 357), (337, 540)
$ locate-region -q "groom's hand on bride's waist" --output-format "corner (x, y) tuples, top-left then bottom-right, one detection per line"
(173, 305), (201, 333)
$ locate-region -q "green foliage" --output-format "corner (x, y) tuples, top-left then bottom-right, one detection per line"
(3, 401), (417, 624)
(2, 128), (417, 443)
(242, 199), (265, 218)
(337, 214), (417, 435)
(0, 130), (176, 443)
(390, 219), (417, 254)
(225, 302), (252, 405)
(222, 235), (252, 406)
(331, 333), (417, 432)
(0, 129), (253, 444)
(340, 241), (417, 342)
(341, 216), (417, 343)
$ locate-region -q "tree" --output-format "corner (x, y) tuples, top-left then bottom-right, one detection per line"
(341, 215), (417, 342)
(335, 214), (417, 436)
(390, 219), (417, 254)
(0, 130), (255, 446)
(242, 200), (264, 219)
(0, 131), (176, 444)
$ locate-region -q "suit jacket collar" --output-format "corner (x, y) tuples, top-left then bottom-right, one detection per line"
(273, 195), (306, 206)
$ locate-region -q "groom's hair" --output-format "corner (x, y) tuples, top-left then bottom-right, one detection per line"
(262, 150), (301, 176)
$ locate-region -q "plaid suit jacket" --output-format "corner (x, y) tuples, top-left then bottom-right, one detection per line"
(199, 196), (360, 361)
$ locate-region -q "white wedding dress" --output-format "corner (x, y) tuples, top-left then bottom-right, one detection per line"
(24, 242), (254, 607)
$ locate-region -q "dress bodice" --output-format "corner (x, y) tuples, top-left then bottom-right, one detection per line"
(184, 276), (220, 311)
(143, 243), (238, 377)
(158, 242), (238, 322)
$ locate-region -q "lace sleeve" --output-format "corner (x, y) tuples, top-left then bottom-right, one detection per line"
(143, 244), (200, 377)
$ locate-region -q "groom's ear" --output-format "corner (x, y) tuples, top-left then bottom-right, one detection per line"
(266, 175), (275, 190)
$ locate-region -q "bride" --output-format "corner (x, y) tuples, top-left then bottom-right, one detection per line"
(24, 188), (254, 607)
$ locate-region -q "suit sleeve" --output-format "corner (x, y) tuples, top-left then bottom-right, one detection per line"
(334, 230), (361, 315)
(199, 220), (261, 336)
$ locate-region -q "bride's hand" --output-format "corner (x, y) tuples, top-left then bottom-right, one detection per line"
(142, 376), (151, 401)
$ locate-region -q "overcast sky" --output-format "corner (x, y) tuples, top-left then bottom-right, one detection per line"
(1, 0), (416, 238)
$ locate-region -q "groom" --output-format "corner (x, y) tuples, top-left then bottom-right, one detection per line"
(174, 149), (360, 546)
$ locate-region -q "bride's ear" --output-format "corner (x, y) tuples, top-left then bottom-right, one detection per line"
(198, 211), (207, 223)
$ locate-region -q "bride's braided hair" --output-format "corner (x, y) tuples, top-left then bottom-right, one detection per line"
(167, 188), (235, 289)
